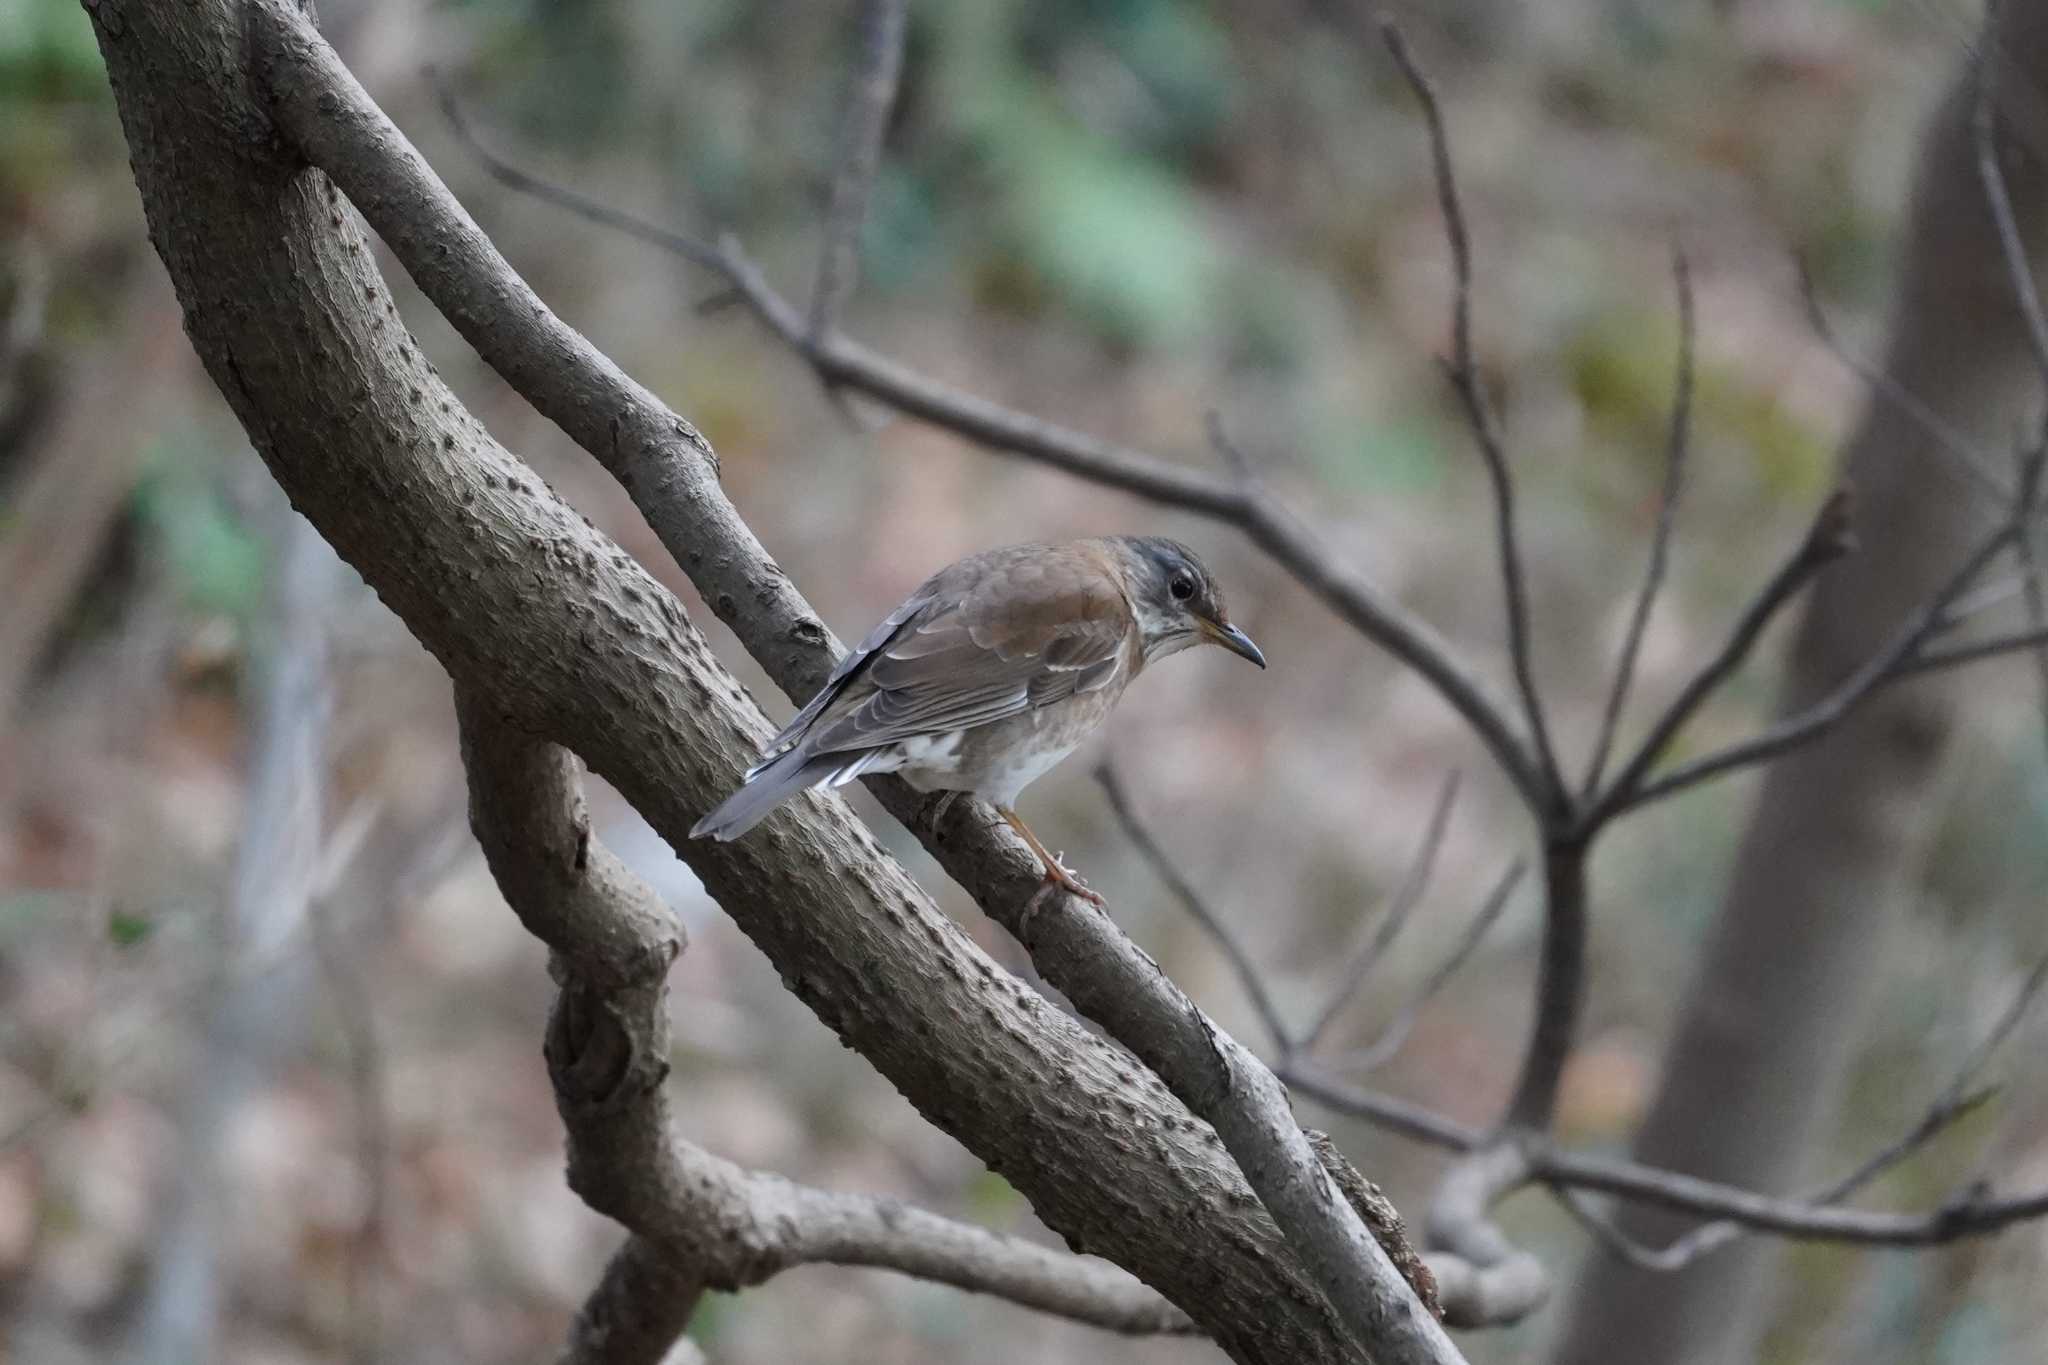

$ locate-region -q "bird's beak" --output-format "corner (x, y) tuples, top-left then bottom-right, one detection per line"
(1203, 620), (1267, 669)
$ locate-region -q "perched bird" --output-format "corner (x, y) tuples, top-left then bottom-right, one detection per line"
(691, 536), (1264, 902)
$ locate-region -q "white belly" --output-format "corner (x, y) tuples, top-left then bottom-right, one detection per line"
(973, 739), (1081, 808)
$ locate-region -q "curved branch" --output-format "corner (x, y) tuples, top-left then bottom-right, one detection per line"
(96, 5), (1429, 1358)
(458, 699), (1193, 1343)
(250, 15), (1462, 1359)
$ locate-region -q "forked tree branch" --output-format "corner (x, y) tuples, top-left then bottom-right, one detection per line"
(202, 0), (2048, 1346)
(84, 4), (1474, 1360)
(243, 6), (1458, 1360)
(457, 698), (1197, 1353)
(429, 72), (1554, 817)
(1378, 19), (1566, 810)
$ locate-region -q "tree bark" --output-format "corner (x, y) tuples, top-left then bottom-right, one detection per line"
(1553, 13), (2048, 1363)
(81, 2), (1421, 1359)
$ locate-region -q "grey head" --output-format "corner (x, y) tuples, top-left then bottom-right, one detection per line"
(1109, 536), (1266, 669)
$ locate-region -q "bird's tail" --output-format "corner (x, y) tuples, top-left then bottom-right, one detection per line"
(690, 747), (839, 841)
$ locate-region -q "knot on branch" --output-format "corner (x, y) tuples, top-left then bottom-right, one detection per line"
(545, 975), (672, 1113)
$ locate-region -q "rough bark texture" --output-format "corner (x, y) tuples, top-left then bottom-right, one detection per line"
(241, 9), (1455, 1360)
(1553, 13), (2048, 1363)
(83, 2), (1412, 1360)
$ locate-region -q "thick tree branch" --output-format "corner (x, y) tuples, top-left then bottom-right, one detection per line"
(248, 13), (1463, 1358)
(79, 5), (1476, 1360)
(460, 697), (1198, 1348)
(99, 6), (1414, 1359)
(559, 1238), (703, 1365)
(1421, 1144), (1549, 1329)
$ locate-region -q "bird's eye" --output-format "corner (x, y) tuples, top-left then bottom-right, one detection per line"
(1169, 573), (1196, 602)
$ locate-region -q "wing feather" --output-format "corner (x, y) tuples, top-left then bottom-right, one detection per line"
(790, 555), (1134, 760)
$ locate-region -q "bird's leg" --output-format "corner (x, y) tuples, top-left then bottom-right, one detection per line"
(923, 788), (961, 835)
(997, 806), (1105, 907)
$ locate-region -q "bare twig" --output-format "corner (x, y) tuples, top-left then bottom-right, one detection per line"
(1898, 620), (2048, 674)
(1299, 772), (1461, 1054)
(1549, 942), (2046, 1267)
(810, 0), (908, 339)
(1976, 47), (2048, 389)
(1617, 518), (2021, 810)
(1553, 1078), (1999, 1273)
(433, 79), (1556, 818)
(430, 70), (728, 275)
(1332, 860), (1524, 1074)
(1205, 408), (1257, 486)
(1793, 253), (2009, 503)
(1380, 18), (1565, 807)
(1590, 488), (1857, 822)
(1582, 249), (1694, 798)
(1282, 1064), (1487, 1152)
(1095, 763), (1289, 1052)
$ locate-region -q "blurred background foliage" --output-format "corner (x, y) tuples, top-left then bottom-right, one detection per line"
(3, 0), (2044, 1362)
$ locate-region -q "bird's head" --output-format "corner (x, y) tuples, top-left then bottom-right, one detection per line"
(1115, 536), (1265, 669)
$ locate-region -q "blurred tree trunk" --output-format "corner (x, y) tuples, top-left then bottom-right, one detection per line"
(1553, 13), (2048, 1365)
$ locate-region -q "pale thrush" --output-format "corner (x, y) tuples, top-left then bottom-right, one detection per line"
(691, 536), (1264, 902)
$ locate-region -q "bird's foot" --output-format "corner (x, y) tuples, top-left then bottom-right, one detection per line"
(1041, 850), (1106, 907)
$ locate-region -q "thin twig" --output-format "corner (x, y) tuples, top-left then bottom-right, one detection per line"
(1590, 487), (1858, 823)
(1380, 18), (1565, 807)
(1282, 1063), (1486, 1152)
(1205, 408), (1256, 486)
(1793, 253), (2008, 503)
(429, 68), (728, 274)
(1617, 519), (2021, 812)
(1549, 943), (2048, 1269)
(1582, 249), (1694, 798)
(1331, 860), (1525, 1074)
(1299, 772), (1461, 1055)
(810, 0), (908, 339)
(1095, 764), (1290, 1053)
(436, 88), (1555, 816)
(1975, 46), (2048, 390)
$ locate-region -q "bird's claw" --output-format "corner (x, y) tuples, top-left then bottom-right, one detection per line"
(1043, 853), (1106, 907)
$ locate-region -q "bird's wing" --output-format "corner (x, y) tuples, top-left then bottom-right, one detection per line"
(795, 561), (1134, 758)
(752, 590), (934, 770)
